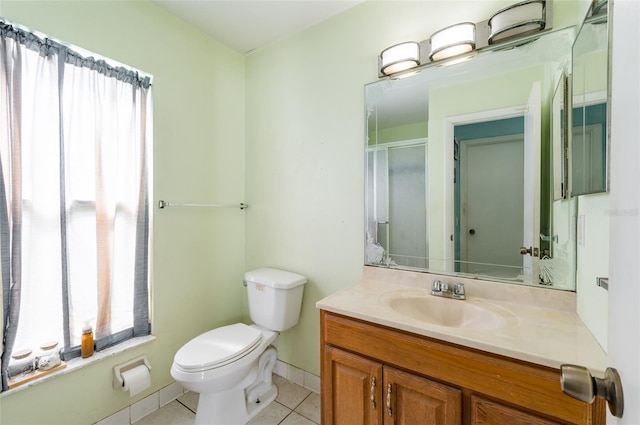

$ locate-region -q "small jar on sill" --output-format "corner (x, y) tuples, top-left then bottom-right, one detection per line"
(11, 348), (35, 374)
(37, 341), (61, 370)
(81, 325), (94, 358)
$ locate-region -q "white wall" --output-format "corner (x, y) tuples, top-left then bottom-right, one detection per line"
(576, 193), (609, 349)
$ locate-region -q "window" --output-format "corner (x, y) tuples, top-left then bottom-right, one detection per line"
(0, 21), (152, 392)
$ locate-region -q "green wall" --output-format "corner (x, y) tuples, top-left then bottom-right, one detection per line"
(369, 122), (428, 145)
(0, 0), (593, 423)
(244, 0), (590, 377)
(0, 1), (246, 424)
(243, 0), (512, 379)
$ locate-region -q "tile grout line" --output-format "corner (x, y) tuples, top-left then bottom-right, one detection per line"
(288, 392), (319, 424)
(277, 408), (295, 425)
(175, 398), (196, 415)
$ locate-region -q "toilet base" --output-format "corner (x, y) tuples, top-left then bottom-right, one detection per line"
(194, 383), (277, 425)
(193, 346), (279, 425)
(246, 383), (278, 420)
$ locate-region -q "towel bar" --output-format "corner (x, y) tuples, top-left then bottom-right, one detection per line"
(158, 200), (248, 210)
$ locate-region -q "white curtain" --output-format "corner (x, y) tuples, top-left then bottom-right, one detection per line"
(3, 28), (65, 361)
(1, 22), (151, 391)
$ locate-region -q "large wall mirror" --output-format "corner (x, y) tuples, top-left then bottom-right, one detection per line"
(365, 26), (578, 289)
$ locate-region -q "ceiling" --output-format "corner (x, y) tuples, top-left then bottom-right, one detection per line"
(151, 0), (363, 54)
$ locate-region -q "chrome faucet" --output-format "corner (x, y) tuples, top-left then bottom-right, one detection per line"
(431, 280), (466, 300)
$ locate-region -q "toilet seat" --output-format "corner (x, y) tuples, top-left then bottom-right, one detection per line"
(173, 323), (262, 372)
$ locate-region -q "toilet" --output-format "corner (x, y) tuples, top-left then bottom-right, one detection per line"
(170, 268), (307, 425)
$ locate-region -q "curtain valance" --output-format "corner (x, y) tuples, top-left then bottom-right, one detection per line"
(0, 21), (151, 89)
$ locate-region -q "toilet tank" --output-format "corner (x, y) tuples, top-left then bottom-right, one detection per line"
(245, 268), (307, 332)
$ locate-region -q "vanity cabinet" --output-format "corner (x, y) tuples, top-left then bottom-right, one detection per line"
(320, 311), (605, 425)
(470, 396), (562, 425)
(325, 346), (461, 425)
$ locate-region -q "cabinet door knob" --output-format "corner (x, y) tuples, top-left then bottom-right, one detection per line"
(370, 377), (376, 410)
(386, 383), (393, 416)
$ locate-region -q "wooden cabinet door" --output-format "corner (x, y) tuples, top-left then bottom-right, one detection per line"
(470, 396), (562, 425)
(322, 346), (383, 425)
(383, 366), (461, 425)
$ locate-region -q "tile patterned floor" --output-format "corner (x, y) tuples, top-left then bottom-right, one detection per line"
(135, 375), (320, 425)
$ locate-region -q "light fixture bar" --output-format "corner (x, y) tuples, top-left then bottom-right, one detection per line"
(376, 0), (552, 78)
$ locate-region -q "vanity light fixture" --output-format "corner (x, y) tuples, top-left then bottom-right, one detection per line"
(429, 22), (476, 62)
(488, 0), (546, 45)
(376, 0), (552, 78)
(379, 41), (421, 76)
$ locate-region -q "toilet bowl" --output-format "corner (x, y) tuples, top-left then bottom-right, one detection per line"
(170, 268), (306, 425)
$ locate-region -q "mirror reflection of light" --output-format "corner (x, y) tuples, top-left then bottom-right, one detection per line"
(435, 52), (478, 67)
(390, 69), (422, 80)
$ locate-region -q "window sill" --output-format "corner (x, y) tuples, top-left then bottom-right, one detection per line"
(1, 335), (156, 398)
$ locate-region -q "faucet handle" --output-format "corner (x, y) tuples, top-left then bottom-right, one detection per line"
(431, 280), (442, 292)
(454, 283), (466, 298)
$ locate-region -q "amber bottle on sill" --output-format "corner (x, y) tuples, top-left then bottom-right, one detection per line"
(81, 325), (94, 358)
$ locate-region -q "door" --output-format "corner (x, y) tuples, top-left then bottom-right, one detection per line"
(607, 0), (640, 423)
(523, 82), (541, 279)
(459, 135), (524, 277)
(323, 346), (382, 425)
(383, 366), (461, 425)
(572, 120), (606, 195)
(566, 2), (639, 421)
(447, 94), (540, 282)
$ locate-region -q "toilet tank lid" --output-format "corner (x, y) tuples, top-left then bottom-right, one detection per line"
(245, 268), (307, 289)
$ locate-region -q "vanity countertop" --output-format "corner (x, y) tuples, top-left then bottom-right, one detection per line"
(316, 266), (608, 376)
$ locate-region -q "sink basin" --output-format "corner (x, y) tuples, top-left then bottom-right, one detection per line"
(379, 290), (519, 330)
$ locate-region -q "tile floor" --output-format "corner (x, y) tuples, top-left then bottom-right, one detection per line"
(135, 375), (320, 425)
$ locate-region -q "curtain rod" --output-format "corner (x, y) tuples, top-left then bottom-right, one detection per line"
(158, 200), (247, 210)
(0, 20), (152, 88)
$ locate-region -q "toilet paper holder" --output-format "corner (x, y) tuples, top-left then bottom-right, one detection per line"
(113, 355), (152, 390)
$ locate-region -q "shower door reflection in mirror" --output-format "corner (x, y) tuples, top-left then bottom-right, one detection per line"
(366, 141), (427, 269)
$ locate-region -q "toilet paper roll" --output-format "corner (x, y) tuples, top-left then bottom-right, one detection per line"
(121, 364), (151, 397)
